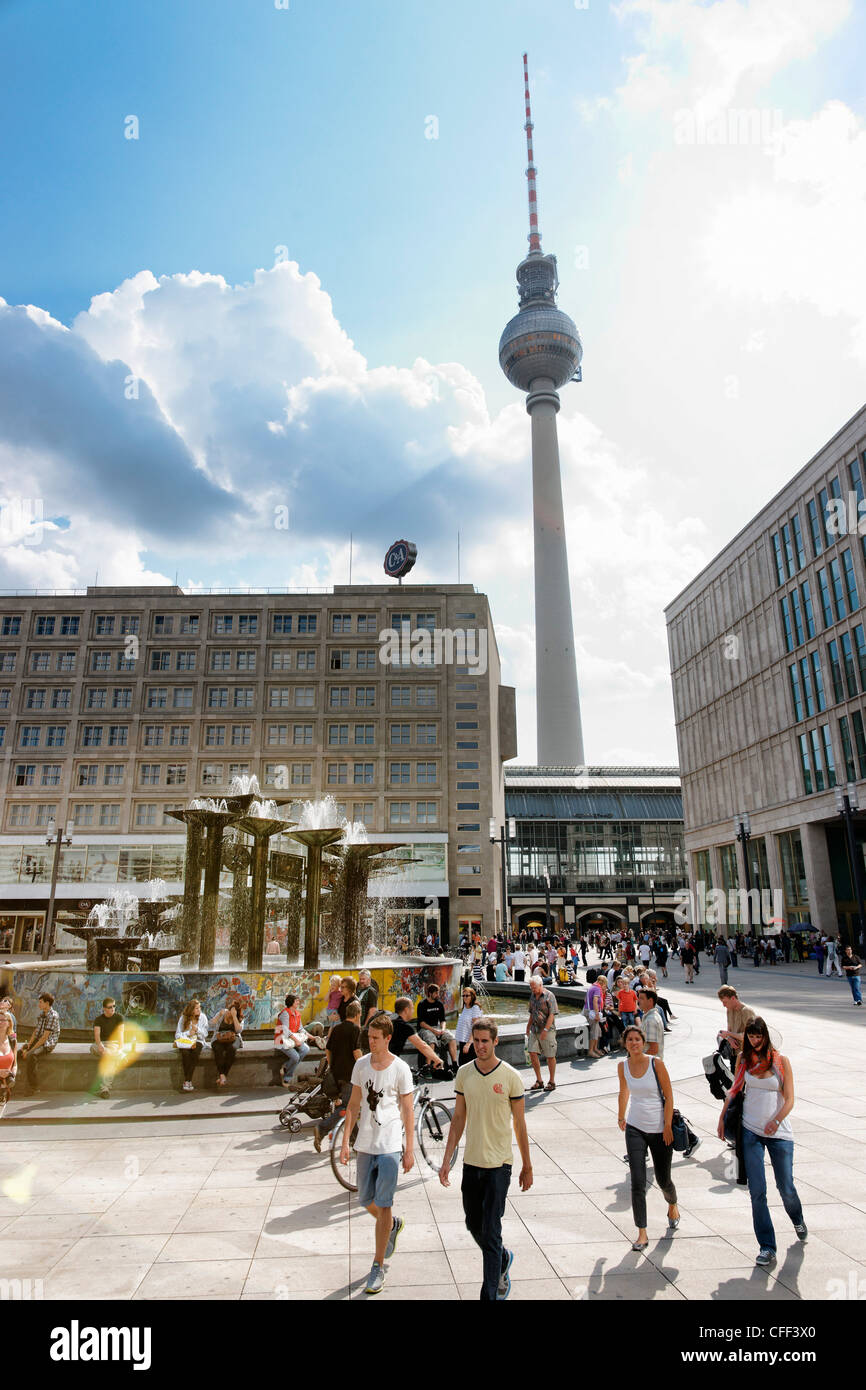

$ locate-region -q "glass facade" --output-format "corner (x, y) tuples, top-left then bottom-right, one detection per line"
(508, 818), (686, 896)
(777, 829), (809, 922)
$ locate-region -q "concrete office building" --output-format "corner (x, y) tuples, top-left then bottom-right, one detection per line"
(502, 765), (687, 935)
(0, 583), (516, 953)
(666, 402), (866, 941)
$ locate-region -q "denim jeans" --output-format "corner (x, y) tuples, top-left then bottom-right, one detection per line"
(461, 1162), (512, 1301)
(849, 974), (863, 1003)
(742, 1128), (804, 1252)
(275, 1042), (310, 1081)
(620, 1012), (636, 1027)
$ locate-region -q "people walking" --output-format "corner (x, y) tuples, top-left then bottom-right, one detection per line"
(717, 1017), (806, 1269)
(438, 1016), (532, 1300)
(825, 936), (843, 979)
(340, 1011), (415, 1295)
(841, 945), (863, 1004)
(715, 936), (732, 985)
(680, 938), (696, 983)
(717, 986), (756, 1054)
(617, 1025), (680, 1251)
(526, 975), (558, 1092)
(313, 998), (362, 1151)
(584, 969), (605, 1059)
(174, 998), (208, 1091)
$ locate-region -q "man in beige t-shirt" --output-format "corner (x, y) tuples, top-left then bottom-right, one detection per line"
(718, 986), (756, 1052)
(439, 1016), (531, 1301)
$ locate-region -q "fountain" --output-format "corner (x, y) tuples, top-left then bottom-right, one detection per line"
(65, 890), (144, 971)
(234, 799), (295, 970)
(127, 878), (184, 972)
(165, 800), (243, 968)
(286, 798), (346, 969)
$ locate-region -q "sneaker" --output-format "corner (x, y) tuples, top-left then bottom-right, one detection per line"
(364, 1262), (385, 1294)
(98, 1087), (110, 1100)
(683, 1138), (702, 1158)
(182, 1080), (193, 1092)
(384, 1215), (404, 1260)
(497, 1248), (514, 1300)
(755, 1248), (776, 1268)
(794, 1223), (808, 1242)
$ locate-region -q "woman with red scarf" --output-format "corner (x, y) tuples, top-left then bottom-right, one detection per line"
(717, 1017), (807, 1269)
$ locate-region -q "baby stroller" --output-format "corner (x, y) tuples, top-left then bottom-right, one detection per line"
(278, 1056), (334, 1133)
(703, 1037), (737, 1101)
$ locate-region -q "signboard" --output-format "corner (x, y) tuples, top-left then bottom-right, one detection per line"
(384, 539), (417, 580)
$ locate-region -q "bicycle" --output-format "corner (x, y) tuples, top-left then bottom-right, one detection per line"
(330, 1083), (457, 1193)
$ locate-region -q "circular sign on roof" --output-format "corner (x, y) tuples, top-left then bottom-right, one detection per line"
(384, 539), (417, 579)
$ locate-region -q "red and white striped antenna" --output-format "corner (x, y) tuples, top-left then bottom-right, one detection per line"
(523, 52), (542, 253)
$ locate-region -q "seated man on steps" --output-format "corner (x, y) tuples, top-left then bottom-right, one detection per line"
(90, 996), (129, 1099)
(389, 998), (445, 1077)
(18, 992), (60, 1094)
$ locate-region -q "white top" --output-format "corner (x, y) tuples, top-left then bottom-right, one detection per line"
(623, 1057), (665, 1133)
(639, 944), (651, 962)
(175, 1012), (209, 1044)
(456, 1003), (483, 1043)
(512, 949), (525, 970)
(350, 1054), (413, 1154)
(528, 946), (539, 965)
(743, 1068), (793, 1139)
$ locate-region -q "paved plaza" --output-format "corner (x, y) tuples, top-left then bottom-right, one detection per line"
(1, 955), (865, 1302)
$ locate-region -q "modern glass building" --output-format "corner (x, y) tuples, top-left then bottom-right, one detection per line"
(503, 766), (688, 935)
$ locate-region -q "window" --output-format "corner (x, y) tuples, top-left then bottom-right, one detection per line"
(175, 651), (196, 671)
(841, 631), (858, 697)
(73, 803), (94, 826)
(417, 687), (436, 706)
(0, 690), (9, 710)
(41, 765), (61, 786)
(332, 614), (352, 634)
(121, 616), (140, 635)
(148, 687), (168, 709)
(173, 688), (193, 710)
(170, 726), (189, 746)
(327, 763), (348, 785)
(809, 727), (826, 792)
(35, 616), (55, 636)
(95, 616), (115, 636)
(116, 651), (136, 673)
(854, 625), (866, 691)
(140, 764), (161, 786)
(1, 617), (21, 636)
(166, 764), (187, 786)
(238, 614), (258, 634)
(355, 687), (375, 707)
(35, 803), (55, 826)
(290, 763), (312, 785)
(457, 802), (480, 810)
(56, 651), (75, 672)
(78, 765), (98, 786)
(180, 615), (199, 635)
(205, 725), (225, 746)
(108, 726), (128, 746)
(208, 688), (229, 708)
(44, 726), (64, 748)
(353, 724), (374, 745)
(103, 765), (124, 786)
(842, 548), (860, 612)
(30, 653), (49, 673)
(100, 805), (121, 827)
(91, 651), (111, 672)
(455, 722), (478, 730)
(273, 614), (293, 634)
(354, 762), (374, 785)
(82, 726), (103, 746)
(270, 687), (290, 708)
(357, 615), (377, 634)
(329, 724), (348, 745)
(202, 763), (224, 786)
(15, 764), (35, 786)
(211, 650), (231, 671)
(237, 650), (256, 671)
(10, 805), (31, 827)
(330, 687), (350, 708)
(458, 865), (482, 875)
(296, 650), (316, 670)
(214, 615), (233, 634)
(150, 650), (170, 672)
(820, 725), (837, 787)
(86, 688), (106, 710)
(136, 805), (157, 827)
(807, 497), (823, 557)
(263, 763), (286, 787)
(390, 762), (410, 784)
(268, 725), (289, 745)
(51, 689), (71, 710)
(456, 702), (478, 710)
(271, 651), (292, 671)
(61, 616), (80, 636)
(25, 689), (45, 710)
(789, 665), (804, 721)
(153, 615), (174, 635)
(390, 687), (411, 706)
(791, 513), (806, 569)
(112, 688), (132, 709)
(356, 650), (377, 670)
(390, 724), (411, 745)
(458, 823), (480, 832)
(292, 725), (312, 745)
(233, 688), (254, 709)
(297, 615), (317, 634)
(417, 762), (437, 784)
(457, 781), (480, 789)
(391, 612), (411, 634)
(417, 802), (438, 824)
(456, 681), (477, 690)
(389, 802), (410, 825)
(801, 581), (816, 639)
(417, 723), (437, 744)
(330, 649), (351, 670)
(853, 711), (866, 777)
(816, 569), (834, 628)
(231, 725), (252, 746)
(456, 741), (478, 750)
(840, 715), (856, 781)
(294, 687), (315, 708)
(829, 557), (847, 620)
(352, 802), (375, 825)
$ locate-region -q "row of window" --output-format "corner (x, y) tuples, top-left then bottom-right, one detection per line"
(779, 549), (859, 652)
(771, 457), (866, 587)
(0, 609), (479, 641)
(788, 622), (866, 721)
(5, 799), (444, 830)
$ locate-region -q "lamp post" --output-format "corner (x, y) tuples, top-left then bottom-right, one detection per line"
(41, 819), (73, 961)
(835, 783), (866, 952)
(489, 816), (516, 937)
(650, 877), (656, 928)
(734, 812), (753, 942)
(542, 866), (553, 936)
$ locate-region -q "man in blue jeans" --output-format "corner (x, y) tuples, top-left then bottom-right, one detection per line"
(841, 945), (862, 1004)
(439, 1017), (532, 1300)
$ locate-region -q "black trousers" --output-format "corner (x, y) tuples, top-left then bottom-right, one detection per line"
(24, 1046), (54, 1090)
(625, 1123), (677, 1229)
(212, 1038), (239, 1076)
(179, 1042), (202, 1081)
(462, 1162), (512, 1301)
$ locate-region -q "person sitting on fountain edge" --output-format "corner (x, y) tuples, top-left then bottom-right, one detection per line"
(389, 998), (445, 1077)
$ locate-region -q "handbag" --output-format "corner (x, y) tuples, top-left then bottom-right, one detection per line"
(723, 1088), (744, 1144)
(215, 1030), (236, 1044)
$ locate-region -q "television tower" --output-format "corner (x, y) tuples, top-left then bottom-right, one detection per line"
(499, 54), (585, 766)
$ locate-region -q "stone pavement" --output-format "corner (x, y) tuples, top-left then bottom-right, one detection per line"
(1, 955), (864, 1301)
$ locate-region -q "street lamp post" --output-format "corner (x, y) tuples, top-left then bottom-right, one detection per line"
(734, 812), (753, 943)
(650, 877), (656, 927)
(41, 819), (73, 961)
(835, 783), (866, 952)
(489, 816), (516, 937)
(542, 866), (552, 935)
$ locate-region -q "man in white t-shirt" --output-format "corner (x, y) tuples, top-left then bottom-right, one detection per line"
(639, 939), (652, 967)
(511, 946), (526, 981)
(528, 943), (539, 969)
(341, 1011), (415, 1295)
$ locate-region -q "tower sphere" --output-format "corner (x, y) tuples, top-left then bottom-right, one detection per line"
(498, 304), (583, 393)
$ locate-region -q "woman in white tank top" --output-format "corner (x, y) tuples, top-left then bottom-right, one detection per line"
(617, 1024), (680, 1251)
(717, 1016), (806, 1269)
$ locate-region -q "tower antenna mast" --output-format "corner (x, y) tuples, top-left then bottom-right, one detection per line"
(523, 52), (542, 253)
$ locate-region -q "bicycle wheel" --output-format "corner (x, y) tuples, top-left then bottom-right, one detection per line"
(417, 1100), (456, 1171)
(330, 1116), (359, 1192)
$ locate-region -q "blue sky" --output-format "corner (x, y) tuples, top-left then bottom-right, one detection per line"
(2, 0), (866, 762)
